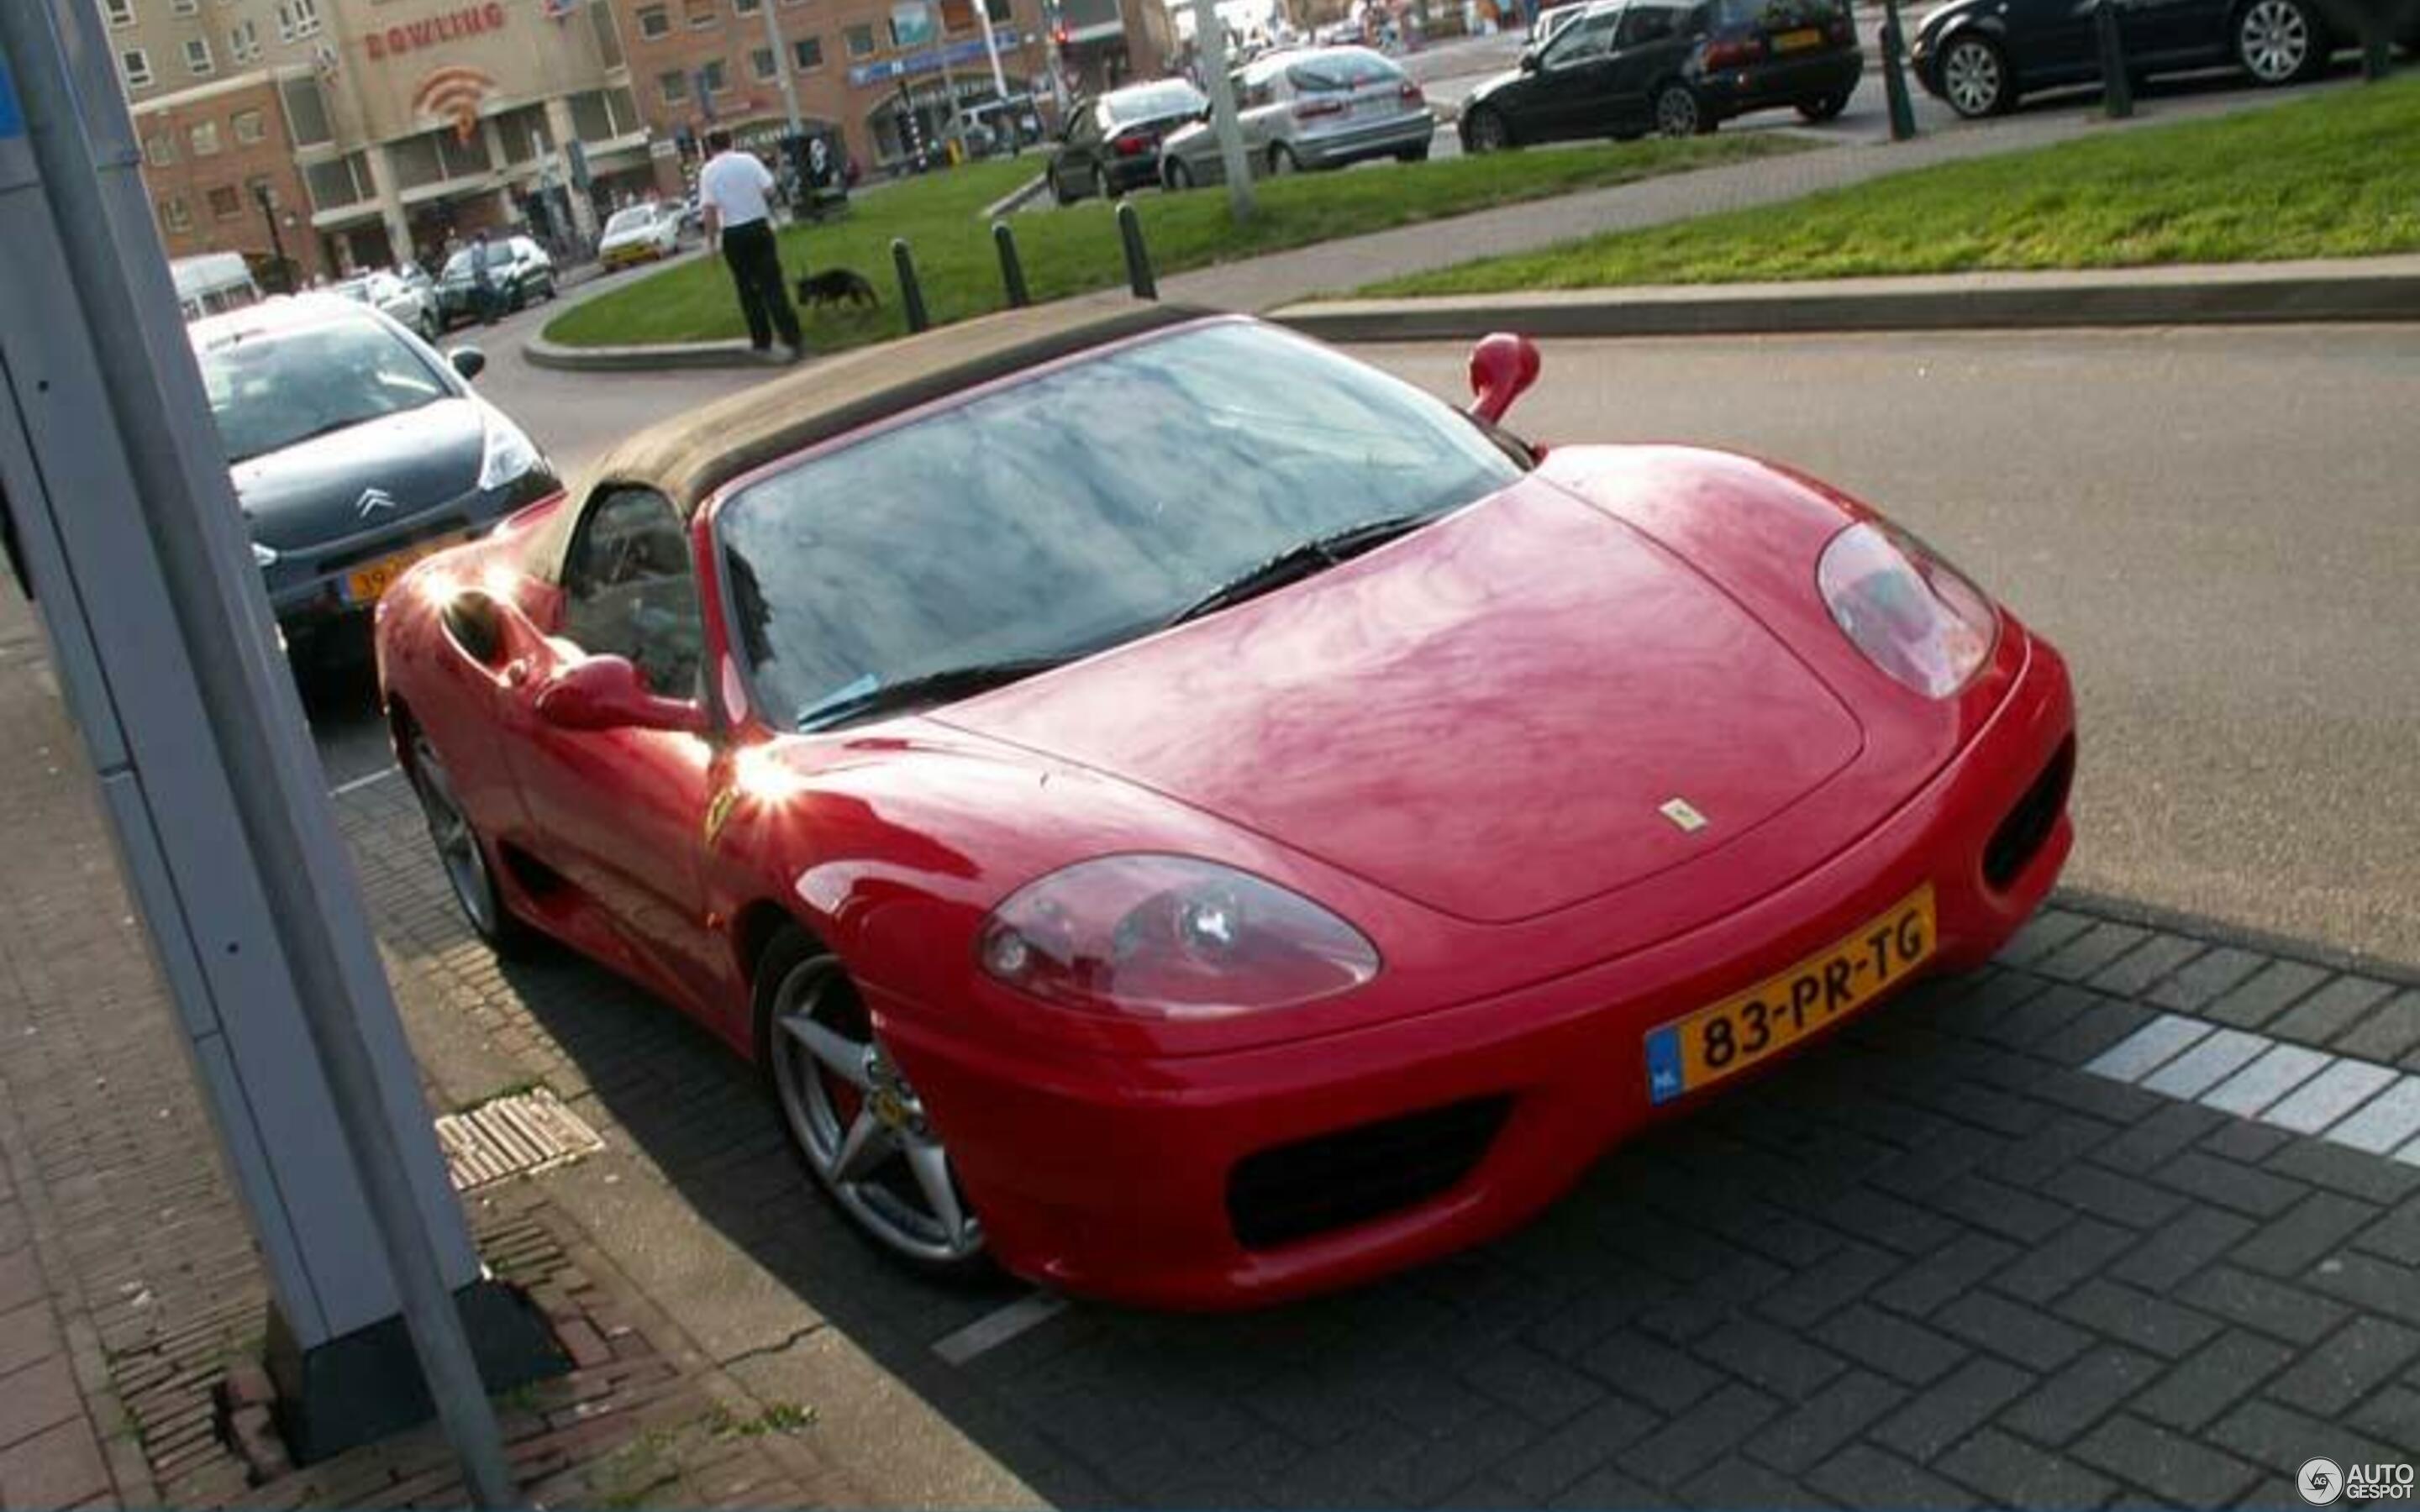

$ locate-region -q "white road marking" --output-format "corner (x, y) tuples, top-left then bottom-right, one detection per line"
(2086, 1016), (2420, 1164)
(329, 765), (400, 797)
(931, 1291), (1069, 1367)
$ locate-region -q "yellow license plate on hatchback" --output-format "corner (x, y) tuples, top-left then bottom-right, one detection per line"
(345, 538), (454, 605)
(1644, 886), (1934, 1105)
(1773, 26), (1824, 49)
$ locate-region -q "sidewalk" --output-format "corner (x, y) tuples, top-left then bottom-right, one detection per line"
(0, 589), (869, 1509)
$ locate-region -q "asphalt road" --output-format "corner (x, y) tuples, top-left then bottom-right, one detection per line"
(310, 318), (2420, 969)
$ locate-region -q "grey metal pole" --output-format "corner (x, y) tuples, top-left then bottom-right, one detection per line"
(762, 0), (805, 136)
(1877, 0), (1918, 141)
(0, 3), (516, 1505)
(1190, 0), (1255, 222)
(2095, 0), (2133, 118)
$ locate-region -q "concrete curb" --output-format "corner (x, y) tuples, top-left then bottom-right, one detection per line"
(981, 173), (1050, 220)
(1268, 255), (2420, 340)
(525, 333), (778, 371)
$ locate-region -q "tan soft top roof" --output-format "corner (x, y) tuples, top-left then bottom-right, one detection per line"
(529, 295), (1212, 580)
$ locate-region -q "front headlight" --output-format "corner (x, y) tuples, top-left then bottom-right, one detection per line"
(1817, 520), (1998, 697)
(477, 412), (541, 492)
(976, 854), (1381, 1021)
(251, 540), (279, 569)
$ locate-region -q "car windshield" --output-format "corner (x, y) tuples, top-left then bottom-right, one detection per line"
(604, 207), (655, 235)
(718, 321), (1527, 730)
(1106, 81), (1206, 122)
(197, 317), (451, 465)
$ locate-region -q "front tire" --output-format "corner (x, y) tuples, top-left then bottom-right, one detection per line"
(1268, 142), (1301, 176)
(1797, 90), (1849, 121)
(2235, 0), (2323, 83)
(1938, 33), (2013, 117)
(756, 929), (991, 1279)
(1653, 81), (1710, 136)
(1165, 157), (1194, 191)
(1465, 106), (1512, 152)
(1050, 164), (1075, 205)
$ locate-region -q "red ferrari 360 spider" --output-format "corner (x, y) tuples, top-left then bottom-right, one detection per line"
(376, 299), (2075, 1307)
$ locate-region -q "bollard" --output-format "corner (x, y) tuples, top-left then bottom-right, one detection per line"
(891, 237), (930, 333)
(1877, 0), (1919, 141)
(2360, 6), (2392, 80)
(1117, 202), (1158, 302)
(2096, 0), (2134, 118)
(992, 219), (1030, 308)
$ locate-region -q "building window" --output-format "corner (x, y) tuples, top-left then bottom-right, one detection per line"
(734, 0), (761, 13)
(685, 0), (717, 27)
(103, 0), (134, 26)
(229, 20), (260, 60)
(699, 58), (728, 93)
(657, 70), (689, 103)
(162, 197), (193, 233)
(173, 0), (201, 13)
(986, 0), (1011, 22)
(185, 38), (215, 76)
(280, 76), (333, 145)
(303, 152), (371, 210)
(119, 48), (153, 89)
(635, 4), (671, 37)
(276, 0), (323, 42)
(190, 121), (221, 155)
(208, 185), (243, 218)
(843, 23), (873, 55)
(791, 34), (822, 68)
(232, 108), (266, 144)
(750, 46), (777, 79)
(144, 133), (176, 166)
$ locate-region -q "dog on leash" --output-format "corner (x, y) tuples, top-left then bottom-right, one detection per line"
(794, 267), (880, 311)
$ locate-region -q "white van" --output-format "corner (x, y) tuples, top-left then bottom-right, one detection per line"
(170, 253), (262, 323)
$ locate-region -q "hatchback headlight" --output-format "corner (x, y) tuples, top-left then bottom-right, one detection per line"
(477, 413), (541, 492)
(1817, 521), (1997, 697)
(251, 540), (279, 569)
(976, 855), (1381, 1021)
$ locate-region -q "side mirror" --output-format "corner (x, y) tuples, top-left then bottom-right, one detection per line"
(1519, 48), (1542, 70)
(1466, 331), (1541, 425)
(536, 655), (708, 735)
(448, 346), (487, 381)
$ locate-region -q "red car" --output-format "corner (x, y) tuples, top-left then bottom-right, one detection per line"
(376, 300), (2075, 1308)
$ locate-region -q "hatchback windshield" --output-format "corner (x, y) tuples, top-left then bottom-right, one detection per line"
(604, 207), (656, 235)
(1105, 81), (1206, 122)
(1287, 48), (1402, 90)
(718, 321), (1526, 730)
(197, 317), (451, 465)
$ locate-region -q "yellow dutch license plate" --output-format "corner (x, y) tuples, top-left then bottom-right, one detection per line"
(345, 538), (451, 605)
(1773, 26), (1824, 49)
(1644, 885), (1935, 1105)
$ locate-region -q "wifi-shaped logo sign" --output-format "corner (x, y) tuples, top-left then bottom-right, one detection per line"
(411, 66), (496, 144)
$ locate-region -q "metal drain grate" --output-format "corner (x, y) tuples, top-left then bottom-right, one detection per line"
(434, 1088), (605, 1191)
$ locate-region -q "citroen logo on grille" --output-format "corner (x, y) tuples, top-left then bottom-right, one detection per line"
(355, 486), (397, 519)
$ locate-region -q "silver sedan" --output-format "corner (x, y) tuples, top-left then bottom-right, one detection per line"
(1159, 45), (1437, 189)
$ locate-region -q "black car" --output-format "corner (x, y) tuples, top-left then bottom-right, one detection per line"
(1046, 79), (1211, 203)
(1910, 0), (2392, 116)
(190, 295), (559, 658)
(1460, 0), (1861, 149)
(433, 235), (556, 328)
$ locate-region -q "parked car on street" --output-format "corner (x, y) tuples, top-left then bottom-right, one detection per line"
(376, 299), (2075, 1305)
(434, 235), (556, 328)
(1907, 0), (2386, 118)
(597, 202), (683, 270)
(171, 251), (262, 323)
(1044, 79), (1209, 202)
(192, 295), (556, 661)
(331, 268), (443, 341)
(1460, 0), (1861, 147)
(1160, 46), (1434, 188)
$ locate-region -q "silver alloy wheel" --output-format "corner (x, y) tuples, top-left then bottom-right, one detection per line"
(1941, 36), (2006, 116)
(1469, 109), (1507, 152)
(2238, 0), (2309, 81)
(770, 956), (984, 1265)
(1654, 84), (1700, 136)
(408, 733), (502, 939)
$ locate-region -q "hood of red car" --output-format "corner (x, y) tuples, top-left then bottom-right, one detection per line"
(937, 476), (1865, 924)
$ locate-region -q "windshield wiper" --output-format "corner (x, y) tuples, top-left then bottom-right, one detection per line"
(231, 411), (395, 464)
(797, 655), (1074, 732)
(1165, 512), (1440, 627)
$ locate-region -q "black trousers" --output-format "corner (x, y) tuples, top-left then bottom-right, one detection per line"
(721, 219), (802, 350)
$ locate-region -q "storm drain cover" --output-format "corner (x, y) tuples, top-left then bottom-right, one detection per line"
(434, 1088), (604, 1191)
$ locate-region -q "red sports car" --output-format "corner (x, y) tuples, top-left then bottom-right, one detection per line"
(376, 300), (2075, 1308)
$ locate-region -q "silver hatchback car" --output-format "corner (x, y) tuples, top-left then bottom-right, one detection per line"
(1159, 46), (1436, 189)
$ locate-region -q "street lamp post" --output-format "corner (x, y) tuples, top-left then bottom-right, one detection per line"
(253, 181), (290, 291)
(1191, 0), (1255, 222)
(762, 0), (806, 135)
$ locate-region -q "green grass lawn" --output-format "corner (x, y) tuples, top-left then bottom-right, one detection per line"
(543, 134), (1809, 349)
(1363, 76), (2420, 296)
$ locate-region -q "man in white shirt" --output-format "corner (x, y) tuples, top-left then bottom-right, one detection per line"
(697, 128), (802, 361)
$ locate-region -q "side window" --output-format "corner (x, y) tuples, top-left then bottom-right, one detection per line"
(560, 488), (703, 701)
(1618, 5), (1678, 44)
(1546, 8), (1621, 62)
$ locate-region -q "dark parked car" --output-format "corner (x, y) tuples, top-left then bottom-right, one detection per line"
(1460, 0), (1861, 148)
(190, 295), (558, 659)
(1046, 79), (1210, 203)
(1910, 0), (2391, 117)
(433, 235), (556, 328)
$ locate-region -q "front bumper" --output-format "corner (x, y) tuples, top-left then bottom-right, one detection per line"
(258, 468), (557, 640)
(881, 628), (2075, 1308)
